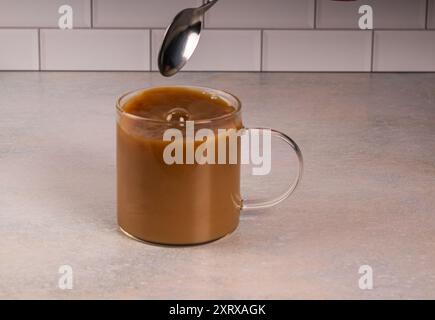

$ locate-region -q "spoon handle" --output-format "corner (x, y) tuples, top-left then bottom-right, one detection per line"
(196, 0), (219, 15)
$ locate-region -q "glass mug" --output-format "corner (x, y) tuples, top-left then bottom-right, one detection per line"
(116, 86), (303, 245)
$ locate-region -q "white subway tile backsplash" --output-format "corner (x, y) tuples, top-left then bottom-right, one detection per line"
(429, 0), (435, 29)
(0, 0), (433, 72)
(0, 0), (90, 27)
(317, 0), (427, 29)
(373, 31), (435, 72)
(93, 0), (202, 28)
(151, 29), (261, 71)
(205, 0), (315, 29)
(0, 29), (38, 70)
(262, 30), (372, 71)
(40, 29), (150, 71)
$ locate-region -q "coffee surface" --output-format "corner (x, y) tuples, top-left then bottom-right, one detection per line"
(123, 86), (236, 122)
(117, 86), (242, 245)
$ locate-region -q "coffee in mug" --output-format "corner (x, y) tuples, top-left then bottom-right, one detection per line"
(116, 86), (302, 245)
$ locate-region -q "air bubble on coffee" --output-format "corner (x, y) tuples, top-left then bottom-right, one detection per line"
(165, 107), (190, 123)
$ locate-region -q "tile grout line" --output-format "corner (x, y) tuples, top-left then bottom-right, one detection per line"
(370, 29), (375, 72)
(425, 0), (429, 29)
(90, 0), (94, 28)
(313, 0), (317, 29)
(5, 69), (432, 73)
(203, 0), (207, 28)
(149, 29), (152, 71)
(260, 29), (264, 72)
(0, 26), (428, 31)
(37, 28), (41, 71)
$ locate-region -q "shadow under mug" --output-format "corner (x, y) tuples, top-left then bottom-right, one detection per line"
(116, 86), (303, 246)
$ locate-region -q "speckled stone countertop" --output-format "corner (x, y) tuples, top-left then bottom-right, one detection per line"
(1, 72), (435, 299)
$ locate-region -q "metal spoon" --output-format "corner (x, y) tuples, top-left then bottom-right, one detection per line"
(158, 0), (219, 77)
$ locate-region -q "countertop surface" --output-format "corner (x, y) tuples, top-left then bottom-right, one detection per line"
(1, 72), (435, 299)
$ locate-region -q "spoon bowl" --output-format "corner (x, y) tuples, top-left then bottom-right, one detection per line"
(158, 0), (218, 77)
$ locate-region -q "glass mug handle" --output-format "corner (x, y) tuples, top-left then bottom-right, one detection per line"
(241, 128), (303, 211)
